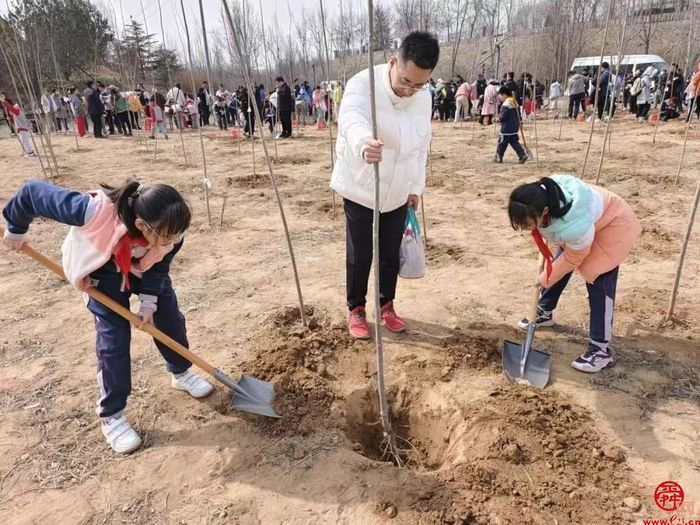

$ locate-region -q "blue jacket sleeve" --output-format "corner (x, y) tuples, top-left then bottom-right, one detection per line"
(2, 180), (91, 234)
(138, 239), (184, 298)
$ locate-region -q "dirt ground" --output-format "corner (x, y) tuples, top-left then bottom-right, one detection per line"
(0, 111), (699, 525)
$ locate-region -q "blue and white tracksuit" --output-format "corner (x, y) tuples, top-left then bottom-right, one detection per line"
(3, 180), (191, 418)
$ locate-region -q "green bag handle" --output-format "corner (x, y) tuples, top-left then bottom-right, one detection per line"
(405, 207), (421, 238)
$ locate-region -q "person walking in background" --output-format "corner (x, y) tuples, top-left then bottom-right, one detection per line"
(41, 87), (57, 133)
(128, 91), (142, 130)
(685, 62), (700, 122)
(68, 87), (86, 136)
(595, 62), (611, 120)
(214, 96), (228, 131)
(1, 92), (35, 156)
(113, 88), (132, 136)
(239, 86), (254, 135)
(275, 76), (295, 139)
(454, 79), (472, 123)
(100, 83), (115, 135)
(494, 86), (527, 164)
(566, 70), (587, 119)
(480, 79), (499, 125)
(636, 66), (656, 122)
(148, 97), (168, 139)
(167, 83), (187, 130)
(87, 82), (105, 139)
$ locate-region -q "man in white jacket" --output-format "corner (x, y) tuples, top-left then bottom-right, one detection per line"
(167, 83), (187, 130)
(330, 31), (439, 340)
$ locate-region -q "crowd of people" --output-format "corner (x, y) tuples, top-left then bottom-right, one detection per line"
(424, 61), (700, 127)
(0, 75), (347, 155)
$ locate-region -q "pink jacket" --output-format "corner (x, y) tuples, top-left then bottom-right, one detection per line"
(482, 84), (499, 115)
(538, 185), (641, 287)
(456, 82), (472, 99)
(62, 191), (173, 290)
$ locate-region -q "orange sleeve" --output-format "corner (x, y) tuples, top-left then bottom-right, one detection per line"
(538, 244), (592, 288)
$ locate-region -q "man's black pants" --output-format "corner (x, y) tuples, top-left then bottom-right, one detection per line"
(280, 111), (293, 137)
(345, 198), (407, 311)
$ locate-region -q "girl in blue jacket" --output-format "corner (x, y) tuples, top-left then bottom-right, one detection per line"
(3, 179), (214, 454)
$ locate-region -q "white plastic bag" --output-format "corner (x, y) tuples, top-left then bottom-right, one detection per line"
(399, 208), (425, 279)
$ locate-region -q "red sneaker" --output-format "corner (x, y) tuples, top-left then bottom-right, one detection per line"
(381, 301), (407, 333)
(348, 306), (371, 340)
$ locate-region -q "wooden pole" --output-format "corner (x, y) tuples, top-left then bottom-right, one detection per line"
(365, 0), (403, 467)
(179, 0), (213, 226)
(673, 95), (696, 185)
(257, 0), (279, 162)
(319, 0), (337, 212)
(223, 0), (307, 328)
(665, 174), (700, 321)
(579, 0), (613, 179)
(594, 0), (630, 185)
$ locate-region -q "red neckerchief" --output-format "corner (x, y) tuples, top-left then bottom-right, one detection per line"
(531, 229), (554, 281)
(113, 234), (149, 290)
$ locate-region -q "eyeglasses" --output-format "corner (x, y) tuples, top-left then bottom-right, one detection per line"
(391, 62), (429, 92)
(143, 221), (185, 246)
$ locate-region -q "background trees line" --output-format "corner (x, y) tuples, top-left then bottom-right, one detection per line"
(1, 0), (698, 103)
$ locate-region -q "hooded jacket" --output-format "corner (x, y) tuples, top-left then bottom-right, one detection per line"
(498, 97), (520, 135)
(535, 174), (641, 287)
(330, 63), (430, 213)
(637, 66), (656, 105)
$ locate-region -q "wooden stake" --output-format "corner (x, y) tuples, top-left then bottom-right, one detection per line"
(319, 0), (336, 212)
(579, 0), (614, 179)
(365, 0), (403, 468)
(665, 173), (700, 321)
(673, 95), (697, 185)
(594, 0), (631, 185)
(179, 0), (213, 226)
(223, 0), (307, 328)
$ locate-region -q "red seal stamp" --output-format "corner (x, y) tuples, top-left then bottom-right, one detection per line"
(654, 481), (685, 511)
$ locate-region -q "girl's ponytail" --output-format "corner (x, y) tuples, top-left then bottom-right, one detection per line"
(508, 176), (571, 230)
(538, 177), (570, 219)
(101, 179), (142, 237)
(100, 179), (191, 239)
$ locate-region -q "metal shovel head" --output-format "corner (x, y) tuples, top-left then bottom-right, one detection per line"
(525, 147), (534, 160)
(502, 339), (551, 389)
(229, 375), (282, 419)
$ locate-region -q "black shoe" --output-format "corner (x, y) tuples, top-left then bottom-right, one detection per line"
(519, 156), (528, 164)
(517, 307), (554, 330)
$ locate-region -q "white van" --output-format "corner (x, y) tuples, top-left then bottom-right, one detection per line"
(571, 54), (667, 76)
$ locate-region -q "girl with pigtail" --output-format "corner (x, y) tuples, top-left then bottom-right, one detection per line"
(2, 179), (213, 454)
(508, 174), (641, 373)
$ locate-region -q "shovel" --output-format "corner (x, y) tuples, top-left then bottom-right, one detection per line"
(503, 255), (551, 389)
(516, 104), (534, 160)
(5, 233), (280, 418)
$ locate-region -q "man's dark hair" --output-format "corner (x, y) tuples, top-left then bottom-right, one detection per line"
(176, 82), (182, 89)
(498, 86), (512, 96)
(398, 31), (440, 70)
(275, 76), (284, 82)
(97, 82), (105, 88)
(507, 72), (514, 80)
(602, 61), (609, 69)
(86, 81), (95, 88)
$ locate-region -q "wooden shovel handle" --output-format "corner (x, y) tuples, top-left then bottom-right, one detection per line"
(529, 253), (545, 322)
(4, 231), (215, 376)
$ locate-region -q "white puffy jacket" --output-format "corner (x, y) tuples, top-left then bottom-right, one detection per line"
(330, 64), (431, 213)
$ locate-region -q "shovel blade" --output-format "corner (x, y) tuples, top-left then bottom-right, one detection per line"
(229, 375), (281, 418)
(503, 340), (551, 389)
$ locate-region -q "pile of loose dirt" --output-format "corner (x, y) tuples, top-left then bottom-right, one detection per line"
(440, 332), (501, 375)
(242, 306), (352, 436)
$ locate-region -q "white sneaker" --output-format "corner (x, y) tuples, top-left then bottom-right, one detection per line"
(101, 414), (142, 454)
(171, 370), (214, 398)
